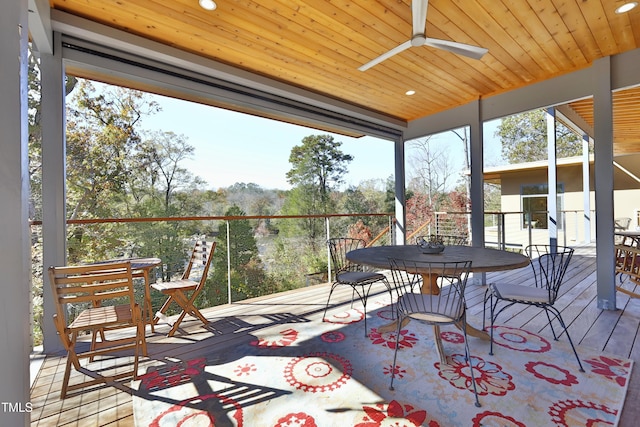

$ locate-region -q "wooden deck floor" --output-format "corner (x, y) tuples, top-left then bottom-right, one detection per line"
(29, 243), (640, 426)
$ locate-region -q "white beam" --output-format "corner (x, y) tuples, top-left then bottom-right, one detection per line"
(27, 0), (52, 54)
(394, 137), (406, 244)
(546, 108), (558, 247)
(583, 134), (592, 243)
(556, 105), (594, 138)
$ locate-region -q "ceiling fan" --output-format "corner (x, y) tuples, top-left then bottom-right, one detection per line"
(358, 0), (488, 71)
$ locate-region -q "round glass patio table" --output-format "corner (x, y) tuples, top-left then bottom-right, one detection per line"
(346, 245), (530, 339)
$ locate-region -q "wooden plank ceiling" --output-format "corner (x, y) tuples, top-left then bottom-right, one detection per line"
(49, 0), (640, 150)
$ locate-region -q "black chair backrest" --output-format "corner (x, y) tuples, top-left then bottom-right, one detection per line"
(388, 258), (472, 321)
(416, 234), (468, 246)
(327, 238), (366, 277)
(526, 244), (574, 302)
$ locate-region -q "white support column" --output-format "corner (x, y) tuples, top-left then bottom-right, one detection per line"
(0, 0), (31, 425)
(582, 134), (592, 243)
(393, 136), (406, 245)
(593, 56), (616, 310)
(40, 32), (67, 353)
(546, 108), (558, 249)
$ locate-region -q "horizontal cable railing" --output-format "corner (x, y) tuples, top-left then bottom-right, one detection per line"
(28, 209), (596, 347)
(30, 213), (394, 308)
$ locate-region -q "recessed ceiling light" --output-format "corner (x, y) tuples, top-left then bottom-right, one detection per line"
(405, 90), (416, 96)
(199, 0), (217, 11)
(615, 2), (638, 13)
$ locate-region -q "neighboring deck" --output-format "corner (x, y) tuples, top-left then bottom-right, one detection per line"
(29, 243), (640, 426)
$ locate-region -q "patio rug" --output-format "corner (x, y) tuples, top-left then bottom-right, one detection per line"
(132, 302), (632, 426)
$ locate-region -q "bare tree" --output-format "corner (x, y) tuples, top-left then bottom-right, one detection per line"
(407, 136), (455, 210)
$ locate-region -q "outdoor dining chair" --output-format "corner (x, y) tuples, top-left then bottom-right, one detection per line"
(416, 234), (469, 246)
(387, 258), (481, 407)
(483, 244), (584, 371)
(615, 217), (632, 232)
(615, 242), (640, 298)
(323, 238), (393, 336)
(48, 261), (146, 399)
(152, 240), (216, 337)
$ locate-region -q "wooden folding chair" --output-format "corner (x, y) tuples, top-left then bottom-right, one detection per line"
(152, 240), (216, 336)
(48, 261), (146, 399)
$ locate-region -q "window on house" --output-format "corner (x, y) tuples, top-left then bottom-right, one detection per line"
(521, 184), (564, 229)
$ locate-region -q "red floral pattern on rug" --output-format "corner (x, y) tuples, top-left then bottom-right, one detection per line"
(250, 328), (298, 348)
(472, 411), (526, 427)
(584, 355), (632, 387)
(355, 400), (433, 427)
(133, 311), (631, 427)
(525, 361), (578, 386)
(284, 352), (352, 392)
(320, 330), (345, 343)
(368, 328), (418, 349)
(149, 393), (243, 427)
(376, 307), (395, 320)
(274, 412), (317, 427)
(383, 363), (407, 380)
(233, 363), (257, 377)
(139, 358), (206, 391)
(489, 325), (551, 353)
(323, 308), (364, 324)
(548, 399), (617, 426)
(437, 354), (515, 396)
(440, 330), (464, 344)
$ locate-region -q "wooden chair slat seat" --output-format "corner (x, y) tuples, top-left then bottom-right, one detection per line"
(615, 243), (640, 296)
(48, 261), (146, 399)
(152, 240), (216, 337)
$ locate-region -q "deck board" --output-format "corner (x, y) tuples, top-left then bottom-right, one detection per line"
(29, 243), (640, 426)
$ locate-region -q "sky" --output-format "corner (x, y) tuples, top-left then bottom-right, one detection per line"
(142, 92), (502, 191)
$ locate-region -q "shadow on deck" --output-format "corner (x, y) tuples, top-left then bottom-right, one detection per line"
(29, 243), (640, 426)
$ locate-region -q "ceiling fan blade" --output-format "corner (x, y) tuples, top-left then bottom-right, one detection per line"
(358, 40), (412, 71)
(424, 37), (488, 60)
(412, 0), (428, 36)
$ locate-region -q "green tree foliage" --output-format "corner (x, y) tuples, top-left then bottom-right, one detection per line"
(64, 80), (158, 262)
(134, 130), (206, 215)
(286, 135), (353, 210)
(497, 109), (585, 163)
(483, 183), (502, 212)
(62, 80), (221, 318)
(276, 134), (354, 283)
(333, 180), (390, 242)
(281, 134), (353, 249)
(27, 72), (397, 343)
(207, 206), (273, 305)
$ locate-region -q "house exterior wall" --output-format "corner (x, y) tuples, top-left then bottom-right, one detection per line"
(491, 161), (640, 247)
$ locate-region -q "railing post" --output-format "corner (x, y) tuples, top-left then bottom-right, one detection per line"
(527, 212), (533, 249)
(325, 216), (331, 282)
(226, 220), (232, 304)
(501, 213), (506, 250)
(389, 215), (394, 245)
(496, 213), (503, 250)
(562, 211), (567, 247)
